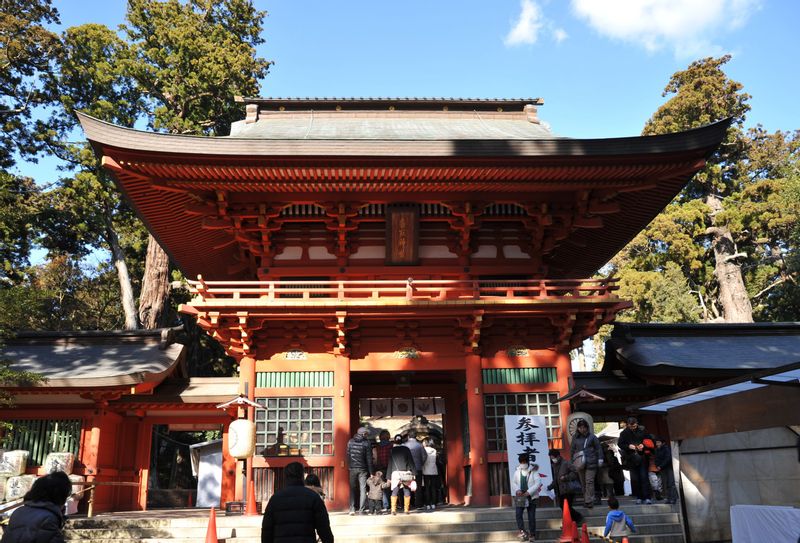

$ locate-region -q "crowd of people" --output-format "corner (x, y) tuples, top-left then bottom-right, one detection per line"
(346, 428), (445, 516)
(1, 419), (677, 543)
(511, 416), (678, 542)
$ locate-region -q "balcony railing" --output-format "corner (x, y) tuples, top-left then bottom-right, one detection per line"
(186, 277), (620, 305)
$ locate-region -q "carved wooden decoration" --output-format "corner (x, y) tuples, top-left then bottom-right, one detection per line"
(386, 204), (419, 265)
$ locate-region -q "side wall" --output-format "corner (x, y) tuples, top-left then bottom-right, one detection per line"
(678, 426), (800, 542)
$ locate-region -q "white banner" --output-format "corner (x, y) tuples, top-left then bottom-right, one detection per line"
(504, 415), (555, 500)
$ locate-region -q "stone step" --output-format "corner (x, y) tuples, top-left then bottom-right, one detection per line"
(63, 503), (685, 543)
(67, 503), (679, 528)
(65, 518), (682, 540)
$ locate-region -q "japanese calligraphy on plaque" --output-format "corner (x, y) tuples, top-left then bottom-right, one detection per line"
(504, 415), (556, 500)
(386, 204), (419, 265)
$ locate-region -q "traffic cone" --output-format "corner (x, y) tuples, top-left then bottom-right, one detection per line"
(245, 479), (258, 516)
(621, 538), (630, 543)
(559, 499), (574, 543)
(205, 506), (218, 543)
(571, 519), (579, 542)
(581, 523), (590, 543)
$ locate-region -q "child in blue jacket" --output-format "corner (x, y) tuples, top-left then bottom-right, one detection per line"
(603, 496), (637, 538)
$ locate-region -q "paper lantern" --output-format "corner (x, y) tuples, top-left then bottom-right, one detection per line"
(228, 419), (256, 459)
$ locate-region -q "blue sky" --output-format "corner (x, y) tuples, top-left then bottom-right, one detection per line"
(14, 0), (800, 187)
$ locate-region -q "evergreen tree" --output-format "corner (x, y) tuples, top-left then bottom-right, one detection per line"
(119, 0), (272, 328)
(613, 56), (800, 323)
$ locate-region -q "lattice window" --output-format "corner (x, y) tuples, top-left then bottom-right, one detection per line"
(254, 466), (334, 502)
(484, 393), (561, 452)
(255, 397), (334, 456)
(2, 419), (82, 467)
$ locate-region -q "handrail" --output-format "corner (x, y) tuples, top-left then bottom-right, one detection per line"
(0, 481), (140, 519)
(186, 277), (621, 304)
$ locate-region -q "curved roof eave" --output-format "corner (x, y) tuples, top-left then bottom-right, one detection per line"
(76, 112), (732, 159)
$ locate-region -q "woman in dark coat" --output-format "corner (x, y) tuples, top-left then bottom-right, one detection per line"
(546, 449), (582, 524)
(1, 472), (72, 543)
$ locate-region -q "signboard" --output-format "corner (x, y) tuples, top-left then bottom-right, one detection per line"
(386, 204), (419, 265)
(504, 415), (555, 500)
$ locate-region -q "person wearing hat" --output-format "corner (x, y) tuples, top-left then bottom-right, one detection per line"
(511, 453), (542, 542)
(346, 426), (374, 515)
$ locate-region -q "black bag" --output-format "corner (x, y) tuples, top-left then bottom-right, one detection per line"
(625, 452), (642, 469)
(566, 478), (582, 495)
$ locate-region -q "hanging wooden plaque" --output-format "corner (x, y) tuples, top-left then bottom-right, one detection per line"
(386, 204), (419, 265)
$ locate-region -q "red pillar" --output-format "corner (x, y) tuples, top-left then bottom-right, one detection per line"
(465, 353), (489, 506)
(134, 420), (152, 510)
(240, 355), (256, 503)
(444, 387), (465, 505)
(220, 419), (237, 507)
(554, 350), (573, 451)
(332, 354), (351, 511)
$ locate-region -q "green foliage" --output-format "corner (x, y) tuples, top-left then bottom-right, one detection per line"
(0, 255), (129, 331)
(0, 172), (39, 285)
(615, 262), (702, 323)
(121, 0), (271, 135)
(0, 0), (61, 167)
(613, 56), (800, 322)
(643, 55), (750, 199)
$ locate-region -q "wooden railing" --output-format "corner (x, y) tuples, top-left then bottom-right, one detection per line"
(188, 277), (620, 304)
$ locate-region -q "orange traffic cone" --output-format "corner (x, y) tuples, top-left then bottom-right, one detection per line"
(621, 538), (630, 543)
(571, 519), (579, 542)
(205, 506), (219, 543)
(581, 523), (590, 543)
(559, 499), (574, 543)
(245, 479), (258, 516)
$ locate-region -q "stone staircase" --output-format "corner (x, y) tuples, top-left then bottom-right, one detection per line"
(64, 501), (685, 543)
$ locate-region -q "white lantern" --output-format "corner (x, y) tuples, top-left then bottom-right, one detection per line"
(228, 419), (256, 459)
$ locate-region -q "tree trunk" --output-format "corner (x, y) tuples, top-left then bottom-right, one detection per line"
(138, 234), (171, 329)
(107, 224), (139, 330)
(706, 194), (754, 322)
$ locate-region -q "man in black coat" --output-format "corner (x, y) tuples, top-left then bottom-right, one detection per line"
(346, 426), (373, 515)
(617, 416), (652, 504)
(261, 462), (334, 543)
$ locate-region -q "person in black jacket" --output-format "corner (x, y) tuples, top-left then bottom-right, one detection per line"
(1, 471), (72, 543)
(261, 462), (333, 543)
(617, 416), (652, 504)
(654, 437), (677, 504)
(345, 426), (373, 515)
(387, 434), (416, 514)
(569, 419), (602, 508)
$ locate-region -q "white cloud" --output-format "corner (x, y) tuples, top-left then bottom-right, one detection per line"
(505, 0), (569, 47)
(552, 27), (568, 43)
(570, 0), (761, 57)
(505, 0), (544, 46)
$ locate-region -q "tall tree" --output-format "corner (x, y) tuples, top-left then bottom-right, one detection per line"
(0, 0), (60, 167)
(119, 0), (271, 328)
(641, 55), (753, 322)
(41, 23), (145, 329)
(612, 56), (800, 324)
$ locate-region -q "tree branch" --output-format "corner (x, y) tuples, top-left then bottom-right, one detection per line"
(752, 273), (798, 300)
